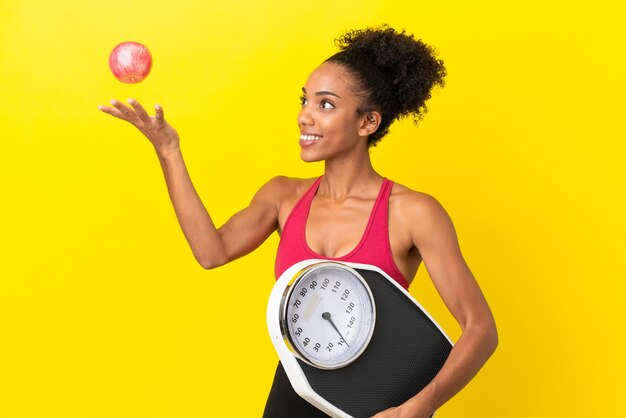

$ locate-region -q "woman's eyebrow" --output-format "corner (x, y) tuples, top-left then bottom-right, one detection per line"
(302, 87), (341, 99)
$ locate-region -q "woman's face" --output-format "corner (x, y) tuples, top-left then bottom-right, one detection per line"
(297, 62), (370, 163)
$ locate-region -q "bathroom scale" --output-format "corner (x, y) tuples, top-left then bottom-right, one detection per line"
(267, 260), (453, 418)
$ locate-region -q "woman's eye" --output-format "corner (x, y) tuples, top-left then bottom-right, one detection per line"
(321, 100), (335, 109)
(299, 95), (308, 106)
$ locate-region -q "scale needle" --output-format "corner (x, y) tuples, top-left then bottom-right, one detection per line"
(322, 312), (349, 347)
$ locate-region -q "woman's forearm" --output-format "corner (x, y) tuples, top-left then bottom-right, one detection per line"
(156, 147), (227, 268)
(405, 321), (498, 417)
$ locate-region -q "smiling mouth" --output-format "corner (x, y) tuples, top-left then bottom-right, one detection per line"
(300, 134), (322, 142)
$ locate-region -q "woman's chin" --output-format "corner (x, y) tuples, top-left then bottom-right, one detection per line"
(300, 151), (324, 163)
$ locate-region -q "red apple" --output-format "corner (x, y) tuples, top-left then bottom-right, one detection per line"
(108, 41), (152, 84)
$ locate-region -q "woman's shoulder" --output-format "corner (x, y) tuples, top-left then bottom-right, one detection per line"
(389, 181), (449, 223)
(267, 175), (318, 190)
(255, 175), (319, 205)
(257, 176), (320, 227)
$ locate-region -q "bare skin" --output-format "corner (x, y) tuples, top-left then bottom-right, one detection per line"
(99, 61), (498, 418)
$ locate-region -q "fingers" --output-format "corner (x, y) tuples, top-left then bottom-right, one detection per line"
(97, 104), (125, 119)
(127, 99), (151, 124)
(108, 99), (136, 120)
(154, 104), (165, 122)
(98, 99), (165, 127)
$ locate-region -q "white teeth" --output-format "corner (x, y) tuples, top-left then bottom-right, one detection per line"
(300, 134), (321, 141)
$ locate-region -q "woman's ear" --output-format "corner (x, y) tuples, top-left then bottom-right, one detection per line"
(358, 111), (382, 137)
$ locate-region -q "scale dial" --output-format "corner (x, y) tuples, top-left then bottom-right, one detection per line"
(281, 262), (376, 369)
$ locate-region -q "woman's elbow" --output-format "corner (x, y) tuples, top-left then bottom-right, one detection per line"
(486, 322), (499, 355)
(196, 252), (229, 270)
(465, 315), (499, 356)
(200, 259), (222, 270)
(482, 318), (499, 356)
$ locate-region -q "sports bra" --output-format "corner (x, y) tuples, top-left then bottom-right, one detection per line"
(275, 176), (410, 289)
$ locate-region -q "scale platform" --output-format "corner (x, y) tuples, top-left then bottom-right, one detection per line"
(267, 260), (453, 418)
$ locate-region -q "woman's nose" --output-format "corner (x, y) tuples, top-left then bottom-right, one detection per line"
(297, 106), (314, 127)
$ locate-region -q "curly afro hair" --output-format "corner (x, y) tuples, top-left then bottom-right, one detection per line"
(326, 25), (446, 147)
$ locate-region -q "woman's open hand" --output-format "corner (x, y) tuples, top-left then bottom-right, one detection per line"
(98, 99), (180, 157)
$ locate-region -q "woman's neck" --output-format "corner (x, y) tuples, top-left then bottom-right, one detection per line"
(320, 154), (382, 200)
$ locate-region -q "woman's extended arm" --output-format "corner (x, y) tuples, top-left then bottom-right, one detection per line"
(98, 99), (279, 268)
(373, 194), (498, 418)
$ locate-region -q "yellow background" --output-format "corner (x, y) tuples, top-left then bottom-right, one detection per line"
(1, 0), (624, 416)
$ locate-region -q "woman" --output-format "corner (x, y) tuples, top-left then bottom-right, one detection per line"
(99, 25), (498, 418)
